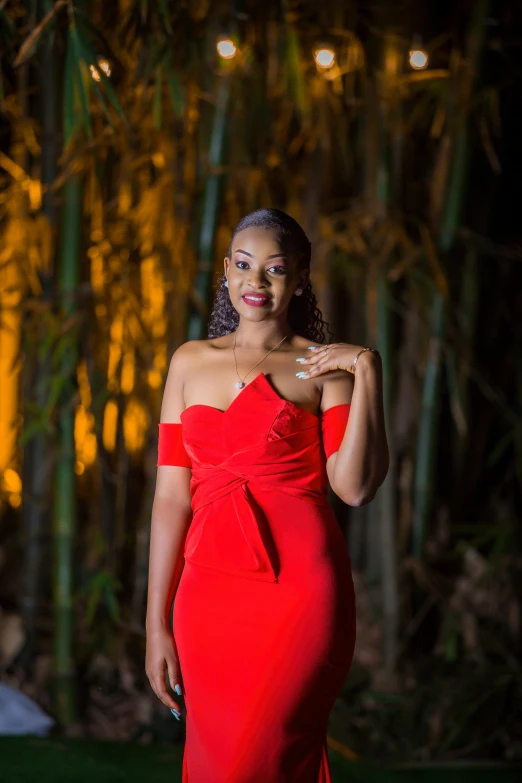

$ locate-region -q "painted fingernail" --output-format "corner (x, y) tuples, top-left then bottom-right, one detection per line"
(296, 357), (306, 362)
(174, 684), (182, 696)
(296, 372), (307, 378)
(308, 346), (317, 350)
(171, 708), (181, 720)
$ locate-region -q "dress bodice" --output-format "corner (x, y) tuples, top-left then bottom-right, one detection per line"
(157, 372), (350, 583)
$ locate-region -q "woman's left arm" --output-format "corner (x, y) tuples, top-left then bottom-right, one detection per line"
(298, 344), (389, 506)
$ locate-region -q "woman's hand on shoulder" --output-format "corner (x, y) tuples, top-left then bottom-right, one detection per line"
(296, 342), (380, 379)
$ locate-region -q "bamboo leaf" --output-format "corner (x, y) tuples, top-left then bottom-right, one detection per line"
(486, 432), (512, 468)
(69, 26), (93, 139)
(44, 374), (67, 415)
(85, 574), (104, 626)
(13, 0), (66, 67)
(419, 222), (449, 298)
(156, 0), (172, 34)
(478, 116), (501, 174)
(76, 35), (127, 125)
(395, 69), (450, 87)
(444, 348), (468, 437)
(63, 26), (77, 146)
(284, 26), (308, 118)
(18, 419), (54, 446)
(0, 7), (17, 39)
(166, 64), (185, 117)
(104, 580), (121, 622)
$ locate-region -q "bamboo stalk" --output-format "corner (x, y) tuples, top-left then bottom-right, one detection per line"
(362, 32), (400, 672)
(187, 75), (230, 340)
(51, 11), (86, 725)
(375, 33), (400, 674)
(412, 0), (489, 558)
(52, 174), (81, 725)
(20, 0), (58, 667)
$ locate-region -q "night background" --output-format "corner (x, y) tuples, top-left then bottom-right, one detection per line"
(0, 0), (521, 780)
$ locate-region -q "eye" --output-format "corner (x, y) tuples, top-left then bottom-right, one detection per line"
(234, 261), (250, 269)
(268, 265), (287, 275)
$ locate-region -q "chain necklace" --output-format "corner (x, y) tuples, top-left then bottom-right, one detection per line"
(232, 331), (288, 389)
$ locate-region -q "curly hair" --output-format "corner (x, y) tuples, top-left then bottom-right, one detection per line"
(207, 208), (332, 343)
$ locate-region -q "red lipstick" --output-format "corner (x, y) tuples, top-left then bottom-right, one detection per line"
(242, 293), (272, 307)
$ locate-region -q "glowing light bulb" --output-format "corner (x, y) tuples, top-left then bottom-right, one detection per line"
(217, 38), (237, 60)
(98, 58), (111, 77)
(90, 58), (112, 82)
(314, 47), (336, 69)
(409, 49), (428, 70)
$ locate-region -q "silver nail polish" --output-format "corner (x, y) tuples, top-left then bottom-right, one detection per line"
(171, 708), (181, 720)
(308, 346), (317, 350)
(174, 684), (182, 696)
(296, 372), (306, 377)
(296, 358), (306, 362)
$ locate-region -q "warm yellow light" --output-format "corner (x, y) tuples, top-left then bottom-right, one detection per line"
(409, 49), (428, 70)
(314, 48), (336, 69)
(148, 369), (163, 390)
(217, 38), (237, 60)
(2, 468), (22, 494)
(74, 405), (97, 467)
(9, 493), (21, 508)
(90, 58), (111, 82)
(123, 398), (149, 455)
(98, 58), (111, 77)
(121, 350), (135, 395)
(103, 399), (118, 452)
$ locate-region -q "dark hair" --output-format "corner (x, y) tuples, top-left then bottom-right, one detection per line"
(207, 208), (332, 343)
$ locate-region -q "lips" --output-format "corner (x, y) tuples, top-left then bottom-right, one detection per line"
(242, 293), (272, 307)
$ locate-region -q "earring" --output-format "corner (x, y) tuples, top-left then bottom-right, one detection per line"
(224, 279), (228, 288)
(295, 289), (302, 296)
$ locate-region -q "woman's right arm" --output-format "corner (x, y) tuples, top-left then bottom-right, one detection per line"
(145, 344), (193, 714)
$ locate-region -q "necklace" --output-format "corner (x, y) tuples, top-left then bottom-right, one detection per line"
(232, 331), (288, 389)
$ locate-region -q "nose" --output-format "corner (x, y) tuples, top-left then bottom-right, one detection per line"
(246, 268), (268, 289)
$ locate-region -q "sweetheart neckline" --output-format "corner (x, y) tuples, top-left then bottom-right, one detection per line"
(180, 372), (322, 421)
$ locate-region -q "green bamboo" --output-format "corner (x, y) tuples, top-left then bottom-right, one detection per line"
(51, 15), (86, 726)
(52, 177), (81, 726)
(363, 76), (381, 586)
(20, 0), (58, 667)
(376, 34), (400, 673)
(362, 33), (400, 671)
(187, 75), (230, 341)
(412, 0), (489, 558)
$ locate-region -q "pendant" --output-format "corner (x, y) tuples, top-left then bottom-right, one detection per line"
(235, 381), (245, 389)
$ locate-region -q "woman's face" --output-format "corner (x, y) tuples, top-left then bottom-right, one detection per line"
(223, 227), (309, 322)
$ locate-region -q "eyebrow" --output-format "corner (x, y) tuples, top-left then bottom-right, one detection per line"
(234, 248), (287, 260)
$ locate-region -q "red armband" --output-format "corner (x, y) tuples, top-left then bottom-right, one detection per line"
(157, 423), (191, 467)
(321, 404), (351, 459)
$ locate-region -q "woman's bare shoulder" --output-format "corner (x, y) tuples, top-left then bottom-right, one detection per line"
(168, 337), (228, 375)
(292, 335), (324, 351)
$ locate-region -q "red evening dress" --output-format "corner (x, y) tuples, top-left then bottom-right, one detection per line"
(157, 371), (355, 783)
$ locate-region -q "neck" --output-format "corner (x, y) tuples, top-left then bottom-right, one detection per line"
(233, 317), (292, 351)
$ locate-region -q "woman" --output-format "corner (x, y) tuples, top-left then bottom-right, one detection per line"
(145, 208), (389, 782)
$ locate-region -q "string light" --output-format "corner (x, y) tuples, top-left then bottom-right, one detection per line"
(409, 48), (428, 70)
(313, 46), (336, 70)
(98, 58), (111, 77)
(216, 37), (237, 60)
(90, 57), (112, 81)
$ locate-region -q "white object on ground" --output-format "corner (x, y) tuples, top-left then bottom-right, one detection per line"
(0, 682), (54, 736)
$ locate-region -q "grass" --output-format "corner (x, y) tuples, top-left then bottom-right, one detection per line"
(0, 737), (520, 782)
